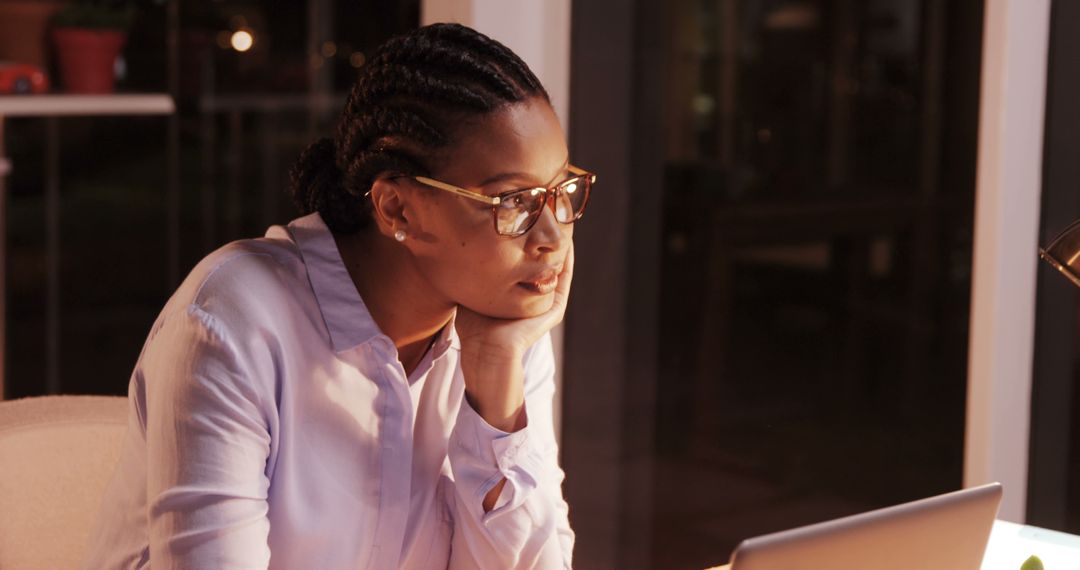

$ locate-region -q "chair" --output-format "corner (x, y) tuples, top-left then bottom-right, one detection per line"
(0, 395), (128, 570)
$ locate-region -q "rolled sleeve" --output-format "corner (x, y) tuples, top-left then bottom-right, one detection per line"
(446, 333), (575, 569)
(451, 396), (546, 519)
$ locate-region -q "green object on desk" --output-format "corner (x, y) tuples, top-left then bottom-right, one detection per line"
(1021, 554), (1044, 570)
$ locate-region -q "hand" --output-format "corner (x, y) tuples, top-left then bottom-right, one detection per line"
(454, 244), (575, 431)
(455, 244), (575, 355)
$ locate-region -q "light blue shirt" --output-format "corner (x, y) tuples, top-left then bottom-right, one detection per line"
(82, 212), (574, 569)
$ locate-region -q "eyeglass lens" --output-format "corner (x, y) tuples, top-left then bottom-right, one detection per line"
(494, 174), (591, 236)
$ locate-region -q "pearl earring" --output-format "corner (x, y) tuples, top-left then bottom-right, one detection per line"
(394, 230), (407, 242)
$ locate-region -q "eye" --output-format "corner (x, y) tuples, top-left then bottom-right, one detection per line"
(504, 188), (545, 209)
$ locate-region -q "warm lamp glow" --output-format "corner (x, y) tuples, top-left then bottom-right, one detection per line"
(231, 30), (254, 52)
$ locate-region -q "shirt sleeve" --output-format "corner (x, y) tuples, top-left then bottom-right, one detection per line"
(141, 305), (274, 569)
(446, 332), (575, 569)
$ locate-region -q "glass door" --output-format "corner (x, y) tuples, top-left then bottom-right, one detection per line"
(650, 2), (984, 567)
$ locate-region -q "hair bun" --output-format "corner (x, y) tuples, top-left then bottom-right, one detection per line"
(289, 138), (368, 233)
(289, 137), (341, 215)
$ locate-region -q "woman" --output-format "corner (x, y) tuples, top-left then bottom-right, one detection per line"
(83, 23), (590, 569)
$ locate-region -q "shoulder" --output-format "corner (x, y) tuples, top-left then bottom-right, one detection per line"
(159, 234), (313, 337)
(137, 236), (311, 405)
(189, 236), (305, 307)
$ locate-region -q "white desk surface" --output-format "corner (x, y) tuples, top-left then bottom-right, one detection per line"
(981, 519), (1080, 569)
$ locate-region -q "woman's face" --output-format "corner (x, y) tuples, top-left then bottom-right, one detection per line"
(397, 97), (573, 319)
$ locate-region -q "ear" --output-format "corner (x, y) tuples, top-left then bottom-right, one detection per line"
(368, 177), (411, 239)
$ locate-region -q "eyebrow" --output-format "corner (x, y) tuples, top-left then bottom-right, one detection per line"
(477, 158), (570, 188)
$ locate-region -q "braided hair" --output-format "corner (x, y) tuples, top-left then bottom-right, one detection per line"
(289, 23), (550, 234)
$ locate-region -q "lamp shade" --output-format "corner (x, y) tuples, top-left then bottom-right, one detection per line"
(1040, 218), (1080, 289)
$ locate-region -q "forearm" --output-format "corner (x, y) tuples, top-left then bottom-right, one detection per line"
(462, 351), (528, 512)
(447, 333), (574, 568)
(460, 345), (527, 433)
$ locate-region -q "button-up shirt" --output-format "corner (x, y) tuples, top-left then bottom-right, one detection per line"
(81, 212), (574, 569)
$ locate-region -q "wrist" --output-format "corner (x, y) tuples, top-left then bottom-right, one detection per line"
(457, 332), (524, 358)
(459, 341), (524, 371)
(459, 347), (526, 433)
(467, 394), (524, 432)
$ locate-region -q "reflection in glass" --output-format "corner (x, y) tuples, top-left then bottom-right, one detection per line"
(1040, 219), (1080, 289)
(650, 0), (984, 567)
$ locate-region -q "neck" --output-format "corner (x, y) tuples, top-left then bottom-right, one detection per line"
(333, 228), (455, 354)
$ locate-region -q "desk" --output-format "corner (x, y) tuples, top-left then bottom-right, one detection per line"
(0, 94), (175, 398)
(982, 520), (1080, 569)
(707, 519), (1080, 569)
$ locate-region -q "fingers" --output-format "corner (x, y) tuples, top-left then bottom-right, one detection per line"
(552, 242), (575, 306)
(543, 242), (575, 327)
(520, 243), (575, 338)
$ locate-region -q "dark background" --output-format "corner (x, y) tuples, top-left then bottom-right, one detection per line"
(2, 1), (1078, 569)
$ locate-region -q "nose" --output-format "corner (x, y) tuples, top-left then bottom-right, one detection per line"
(526, 194), (568, 253)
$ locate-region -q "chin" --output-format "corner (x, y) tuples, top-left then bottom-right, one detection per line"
(517, 295), (555, 318)
(516, 303), (551, 319)
(480, 295), (554, 320)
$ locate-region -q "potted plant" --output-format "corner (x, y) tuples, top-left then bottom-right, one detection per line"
(51, 0), (136, 93)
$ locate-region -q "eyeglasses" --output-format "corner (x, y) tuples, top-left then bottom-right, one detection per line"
(405, 165), (595, 237)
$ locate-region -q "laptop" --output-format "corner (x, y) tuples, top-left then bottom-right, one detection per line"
(728, 482), (1003, 570)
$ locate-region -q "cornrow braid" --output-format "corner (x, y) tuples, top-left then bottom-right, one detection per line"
(357, 65), (496, 111)
(427, 25), (546, 95)
(370, 40), (526, 102)
(289, 23), (550, 234)
(337, 106), (446, 164)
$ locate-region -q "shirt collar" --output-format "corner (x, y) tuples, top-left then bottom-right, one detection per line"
(275, 212), (461, 354)
(429, 313), (462, 355)
(278, 213), (383, 353)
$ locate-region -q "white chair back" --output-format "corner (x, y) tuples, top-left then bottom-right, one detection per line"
(0, 395), (128, 570)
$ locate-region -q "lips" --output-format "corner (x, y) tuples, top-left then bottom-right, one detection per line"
(518, 267), (560, 295)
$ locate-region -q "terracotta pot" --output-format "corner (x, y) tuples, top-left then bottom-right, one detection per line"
(52, 27), (127, 94)
(0, 1), (66, 69)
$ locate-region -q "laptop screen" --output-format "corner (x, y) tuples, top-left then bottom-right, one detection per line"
(729, 483), (1003, 570)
